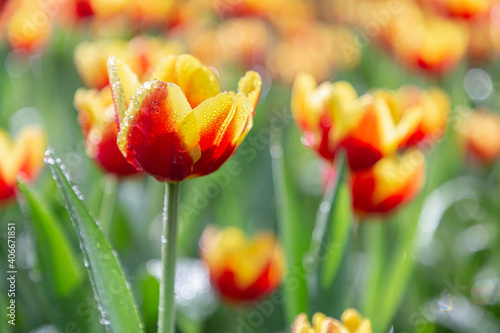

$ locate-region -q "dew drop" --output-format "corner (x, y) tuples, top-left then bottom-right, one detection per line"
(44, 156), (55, 165)
(270, 145), (283, 159)
(301, 131), (315, 147)
(83, 258), (90, 267)
(319, 201), (331, 213)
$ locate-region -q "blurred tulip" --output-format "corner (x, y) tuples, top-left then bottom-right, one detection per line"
(389, 15), (469, 74)
(456, 109), (500, 163)
(74, 36), (183, 89)
(88, 0), (128, 18)
(267, 23), (359, 85)
(351, 149), (426, 215)
(468, 18), (495, 61)
(126, 0), (175, 27)
(427, 0), (493, 19)
(213, 0), (313, 25)
(74, 87), (140, 176)
(291, 73), (358, 162)
(199, 225), (285, 303)
(0, 125), (46, 203)
(58, 0), (93, 26)
(107, 54), (261, 181)
(4, 0), (55, 52)
(292, 73), (421, 170)
(387, 85), (450, 147)
(188, 18), (270, 68)
(292, 309), (372, 333)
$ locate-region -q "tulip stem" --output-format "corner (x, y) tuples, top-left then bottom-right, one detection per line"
(158, 182), (181, 333)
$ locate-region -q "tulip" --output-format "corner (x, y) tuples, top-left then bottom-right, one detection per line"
(4, 0), (54, 52)
(351, 149), (426, 215)
(390, 15), (469, 74)
(188, 18), (270, 69)
(107, 53), (261, 333)
(292, 309), (372, 333)
(429, 0), (493, 19)
(199, 225), (285, 302)
(107, 54), (261, 182)
(292, 73), (421, 170)
(0, 125), (46, 203)
(456, 109), (500, 163)
(74, 87), (140, 176)
(390, 85), (450, 147)
(267, 24), (359, 86)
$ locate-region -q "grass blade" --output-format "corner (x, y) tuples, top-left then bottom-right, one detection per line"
(303, 153), (352, 313)
(271, 133), (310, 325)
(18, 179), (83, 297)
(45, 150), (144, 333)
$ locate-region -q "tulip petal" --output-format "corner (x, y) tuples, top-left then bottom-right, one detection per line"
(149, 54), (220, 108)
(237, 71), (262, 110)
(338, 96), (398, 170)
(351, 150), (425, 214)
(191, 92), (253, 176)
(118, 80), (201, 181)
(0, 126), (46, 184)
(291, 72), (322, 133)
(395, 105), (422, 146)
(107, 56), (140, 124)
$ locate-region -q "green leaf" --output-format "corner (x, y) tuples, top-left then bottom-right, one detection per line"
(45, 150), (144, 333)
(271, 132), (310, 324)
(303, 153), (352, 311)
(18, 180), (83, 297)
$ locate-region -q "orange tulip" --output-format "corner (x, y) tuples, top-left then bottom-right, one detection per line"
(351, 149), (426, 215)
(199, 225), (285, 303)
(107, 54), (261, 181)
(0, 126), (46, 203)
(456, 109), (500, 163)
(292, 309), (372, 333)
(74, 87), (140, 176)
(292, 73), (421, 170)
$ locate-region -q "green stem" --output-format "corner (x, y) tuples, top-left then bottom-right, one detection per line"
(158, 182), (181, 333)
(99, 174), (118, 235)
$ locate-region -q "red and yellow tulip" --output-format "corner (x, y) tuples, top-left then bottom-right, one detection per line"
(107, 54), (261, 182)
(386, 85), (450, 147)
(74, 87), (140, 176)
(292, 73), (422, 170)
(199, 225), (285, 303)
(456, 109), (500, 164)
(0, 126), (46, 203)
(292, 309), (372, 333)
(389, 15), (469, 74)
(351, 149), (426, 215)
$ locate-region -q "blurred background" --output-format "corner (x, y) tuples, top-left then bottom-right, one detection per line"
(0, 0), (500, 332)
